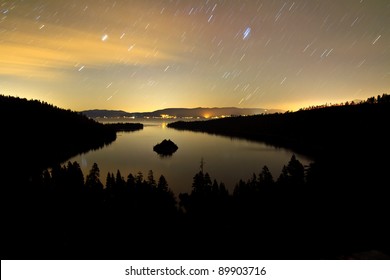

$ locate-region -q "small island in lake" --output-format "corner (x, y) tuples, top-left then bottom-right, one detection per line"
(153, 139), (178, 156)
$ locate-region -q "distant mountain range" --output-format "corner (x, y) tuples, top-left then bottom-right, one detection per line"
(81, 107), (283, 119)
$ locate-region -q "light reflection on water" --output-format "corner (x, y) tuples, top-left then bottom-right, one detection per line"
(68, 119), (312, 194)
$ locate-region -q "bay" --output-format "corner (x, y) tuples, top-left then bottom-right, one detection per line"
(68, 119), (312, 194)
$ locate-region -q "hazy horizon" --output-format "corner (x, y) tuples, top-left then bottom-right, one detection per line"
(2, 94), (367, 113)
(80, 105), (283, 112)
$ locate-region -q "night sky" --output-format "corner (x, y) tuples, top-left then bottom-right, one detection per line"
(1, 0), (389, 112)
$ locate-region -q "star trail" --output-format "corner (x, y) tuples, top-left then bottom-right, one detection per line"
(0, 0), (389, 111)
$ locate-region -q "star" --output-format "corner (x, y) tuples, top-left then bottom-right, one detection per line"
(243, 27), (251, 40)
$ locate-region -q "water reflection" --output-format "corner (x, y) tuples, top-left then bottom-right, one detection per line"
(68, 119), (312, 194)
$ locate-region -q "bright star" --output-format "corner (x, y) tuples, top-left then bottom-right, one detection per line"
(243, 27), (251, 40)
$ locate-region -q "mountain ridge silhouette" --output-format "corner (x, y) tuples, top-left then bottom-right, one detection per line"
(81, 107), (284, 118)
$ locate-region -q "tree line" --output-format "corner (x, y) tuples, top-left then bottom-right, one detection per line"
(168, 94), (390, 159)
(0, 95), (143, 181)
(2, 155), (388, 259)
(104, 122), (143, 132)
(297, 93), (390, 111)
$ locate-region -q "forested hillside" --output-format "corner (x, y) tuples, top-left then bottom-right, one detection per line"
(169, 94), (390, 158)
(0, 95), (117, 179)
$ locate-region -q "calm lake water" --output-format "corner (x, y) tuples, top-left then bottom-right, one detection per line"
(68, 119), (312, 194)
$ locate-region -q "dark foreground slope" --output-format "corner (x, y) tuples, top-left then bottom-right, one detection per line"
(2, 155), (388, 260)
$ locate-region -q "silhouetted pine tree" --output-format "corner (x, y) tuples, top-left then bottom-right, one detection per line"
(85, 163), (104, 191)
